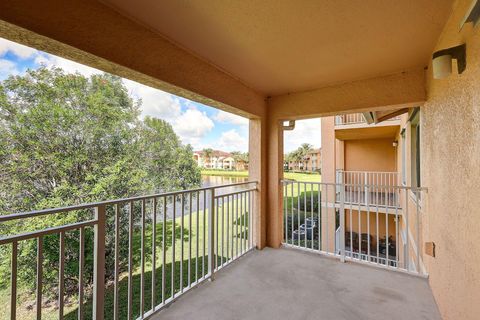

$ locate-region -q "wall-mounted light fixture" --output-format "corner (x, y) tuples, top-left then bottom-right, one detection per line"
(282, 120), (295, 131)
(432, 44), (466, 79)
(392, 141), (398, 148)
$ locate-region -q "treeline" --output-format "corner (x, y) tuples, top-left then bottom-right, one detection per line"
(0, 67), (200, 298)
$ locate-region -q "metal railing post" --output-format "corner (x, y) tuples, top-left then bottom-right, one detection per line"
(364, 172), (369, 205)
(208, 188), (215, 280)
(93, 204), (106, 320)
(339, 182), (346, 263)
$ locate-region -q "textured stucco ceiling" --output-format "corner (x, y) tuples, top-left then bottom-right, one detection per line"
(102, 0), (453, 96)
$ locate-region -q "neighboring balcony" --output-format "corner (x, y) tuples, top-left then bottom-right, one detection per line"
(336, 170), (400, 208)
(335, 113), (401, 126)
(334, 113), (401, 141)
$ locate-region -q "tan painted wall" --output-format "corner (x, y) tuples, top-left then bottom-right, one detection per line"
(421, 1), (480, 319)
(344, 139), (397, 172)
(321, 117), (336, 183)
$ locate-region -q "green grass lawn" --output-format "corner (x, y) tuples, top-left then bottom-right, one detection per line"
(284, 171), (321, 182)
(201, 169), (321, 183)
(201, 169), (248, 177)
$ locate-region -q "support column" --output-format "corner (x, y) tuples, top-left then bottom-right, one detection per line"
(249, 118), (268, 249)
(266, 118), (284, 248)
(321, 117), (337, 253)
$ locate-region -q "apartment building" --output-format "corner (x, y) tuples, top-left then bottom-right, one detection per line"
(193, 150), (235, 170)
(285, 148), (321, 172)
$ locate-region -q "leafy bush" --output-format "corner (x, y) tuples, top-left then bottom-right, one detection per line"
(0, 67), (201, 298)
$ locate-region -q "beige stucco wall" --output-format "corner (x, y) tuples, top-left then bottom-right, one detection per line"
(344, 139), (397, 172)
(421, 1), (480, 319)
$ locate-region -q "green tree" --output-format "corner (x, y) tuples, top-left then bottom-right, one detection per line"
(231, 151), (249, 170)
(0, 67), (200, 298)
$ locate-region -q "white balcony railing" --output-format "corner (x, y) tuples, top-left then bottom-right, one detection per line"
(0, 181), (257, 320)
(336, 170), (400, 207)
(335, 113), (401, 126)
(335, 113), (366, 125)
(282, 180), (425, 276)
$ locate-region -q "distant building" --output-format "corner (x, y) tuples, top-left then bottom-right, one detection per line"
(285, 148), (321, 172)
(193, 150), (247, 170)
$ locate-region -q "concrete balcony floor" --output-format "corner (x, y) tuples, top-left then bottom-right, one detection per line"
(153, 248), (440, 320)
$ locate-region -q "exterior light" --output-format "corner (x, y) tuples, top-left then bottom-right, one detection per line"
(432, 44), (466, 79)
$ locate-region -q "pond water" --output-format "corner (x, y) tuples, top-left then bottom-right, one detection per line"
(200, 174), (249, 188)
(160, 174), (250, 219)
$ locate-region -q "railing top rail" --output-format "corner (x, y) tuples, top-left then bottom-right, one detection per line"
(335, 113), (401, 125)
(215, 187), (258, 198)
(0, 219), (97, 245)
(280, 179), (427, 191)
(0, 180), (258, 223)
(336, 170), (399, 174)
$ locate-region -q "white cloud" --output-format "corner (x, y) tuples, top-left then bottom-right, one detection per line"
(0, 59), (21, 79)
(122, 80), (215, 145)
(0, 37), (218, 148)
(34, 54), (101, 77)
(0, 38), (38, 59)
(215, 129), (248, 152)
(123, 79), (182, 121)
(284, 118), (322, 152)
(214, 110), (248, 126)
(173, 108), (214, 145)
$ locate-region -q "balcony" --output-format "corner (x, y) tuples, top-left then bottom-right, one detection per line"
(335, 113), (401, 126)
(336, 170), (400, 208)
(151, 248), (440, 320)
(0, 180), (433, 319)
(334, 114), (401, 141)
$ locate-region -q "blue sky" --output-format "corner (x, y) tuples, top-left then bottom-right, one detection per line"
(0, 37), (320, 152)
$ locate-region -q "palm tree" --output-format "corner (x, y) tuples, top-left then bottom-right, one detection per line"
(202, 148), (214, 168)
(298, 143), (313, 171)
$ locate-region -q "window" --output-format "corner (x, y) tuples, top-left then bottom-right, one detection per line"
(401, 129), (406, 185)
(410, 110), (421, 188)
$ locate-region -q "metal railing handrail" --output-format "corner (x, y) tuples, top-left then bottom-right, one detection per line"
(280, 179), (427, 192)
(336, 169), (399, 174)
(335, 113), (401, 126)
(0, 180), (258, 222)
(0, 220), (97, 245)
